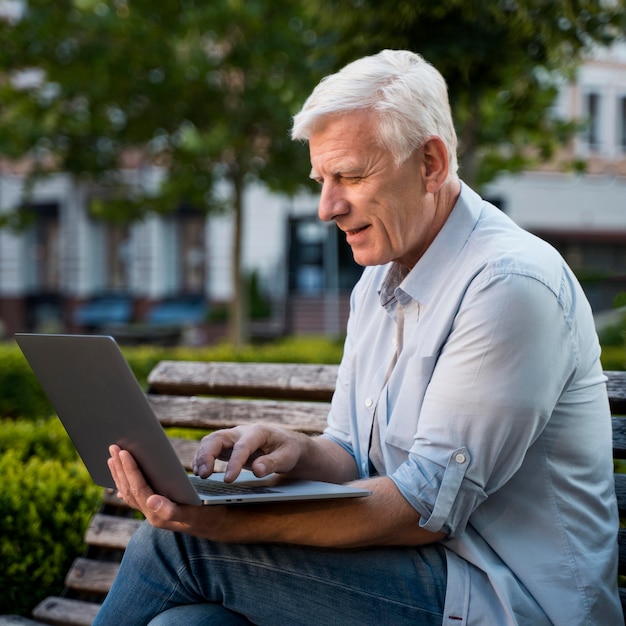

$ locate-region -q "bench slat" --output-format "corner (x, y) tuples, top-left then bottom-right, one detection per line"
(147, 361), (338, 401)
(149, 395), (329, 434)
(619, 528), (626, 575)
(85, 514), (143, 550)
(169, 436), (202, 471)
(615, 473), (626, 517)
(612, 417), (626, 459)
(65, 558), (119, 594)
(31, 597), (100, 626)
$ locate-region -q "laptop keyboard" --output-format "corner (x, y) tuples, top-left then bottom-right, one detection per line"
(189, 475), (278, 496)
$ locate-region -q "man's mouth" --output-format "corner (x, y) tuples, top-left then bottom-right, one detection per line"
(345, 225), (369, 237)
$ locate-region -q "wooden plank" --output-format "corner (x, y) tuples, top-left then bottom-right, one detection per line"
(31, 597), (100, 626)
(65, 557), (120, 594)
(613, 417), (626, 459)
(149, 395), (329, 434)
(170, 436), (202, 470)
(101, 488), (129, 509)
(147, 361), (338, 401)
(85, 514), (143, 550)
(615, 473), (626, 517)
(619, 528), (626, 576)
(607, 371), (626, 415)
(168, 438), (232, 473)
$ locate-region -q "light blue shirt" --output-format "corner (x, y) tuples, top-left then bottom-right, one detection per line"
(324, 183), (622, 625)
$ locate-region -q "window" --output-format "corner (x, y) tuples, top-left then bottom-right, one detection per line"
(24, 202), (60, 291)
(585, 92), (601, 149)
(619, 96), (626, 152)
(179, 215), (205, 292)
(104, 224), (131, 290)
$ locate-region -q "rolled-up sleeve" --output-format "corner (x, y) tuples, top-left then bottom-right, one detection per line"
(392, 449), (486, 536)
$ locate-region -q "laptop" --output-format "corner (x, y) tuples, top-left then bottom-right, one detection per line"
(15, 333), (371, 506)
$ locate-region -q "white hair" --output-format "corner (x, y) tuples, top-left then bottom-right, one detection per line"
(292, 49), (458, 175)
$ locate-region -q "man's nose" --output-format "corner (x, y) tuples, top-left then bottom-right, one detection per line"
(318, 182), (349, 223)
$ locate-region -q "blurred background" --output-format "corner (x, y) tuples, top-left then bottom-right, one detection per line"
(0, 0), (625, 348)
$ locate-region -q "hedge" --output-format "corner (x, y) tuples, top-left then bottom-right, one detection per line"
(0, 418), (102, 616)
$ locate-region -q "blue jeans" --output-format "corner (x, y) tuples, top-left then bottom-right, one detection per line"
(93, 522), (447, 626)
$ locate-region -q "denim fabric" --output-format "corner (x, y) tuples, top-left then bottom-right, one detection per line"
(93, 522), (447, 626)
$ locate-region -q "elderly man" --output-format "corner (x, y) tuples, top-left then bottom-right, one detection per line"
(94, 50), (622, 625)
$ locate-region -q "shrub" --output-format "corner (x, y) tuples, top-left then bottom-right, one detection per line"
(601, 345), (626, 371)
(0, 344), (53, 419)
(0, 416), (78, 462)
(0, 418), (102, 616)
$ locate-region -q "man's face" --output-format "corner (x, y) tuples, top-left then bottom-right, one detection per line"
(308, 110), (439, 269)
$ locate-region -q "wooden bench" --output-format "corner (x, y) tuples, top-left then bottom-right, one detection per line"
(3, 363), (626, 625)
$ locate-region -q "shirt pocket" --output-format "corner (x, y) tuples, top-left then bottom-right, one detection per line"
(384, 354), (438, 452)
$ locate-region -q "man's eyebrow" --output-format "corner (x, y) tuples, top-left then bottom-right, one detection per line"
(309, 165), (363, 180)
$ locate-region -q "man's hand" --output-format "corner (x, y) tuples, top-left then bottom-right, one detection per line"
(107, 444), (219, 534)
(193, 424), (308, 482)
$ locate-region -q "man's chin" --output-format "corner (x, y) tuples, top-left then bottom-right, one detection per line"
(351, 251), (388, 267)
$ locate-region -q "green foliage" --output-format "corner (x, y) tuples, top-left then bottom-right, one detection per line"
(309, 0), (626, 187)
(247, 270), (272, 320)
(183, 335), (345, 364)
(0, 344), (53, 418)
(601, 345), (626, 371)
(121, 335), (345, 373)
(599, 321), (626, 349)
(598, 304), (626, 370)
(0, 416), (77, 462)
(0, 0), (319, 223)
(0, 418), (102, 616)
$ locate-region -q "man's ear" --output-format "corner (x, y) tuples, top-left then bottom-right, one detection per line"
(420, 137), (449, 193)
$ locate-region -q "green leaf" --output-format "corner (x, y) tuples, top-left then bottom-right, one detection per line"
(614, 293), (626, 310)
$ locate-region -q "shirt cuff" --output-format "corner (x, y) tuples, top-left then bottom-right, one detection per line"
(391, 447), (486, 537)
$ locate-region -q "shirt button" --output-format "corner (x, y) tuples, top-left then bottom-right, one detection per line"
(455, 453), (467, 464)
(365, 398), (373, 408)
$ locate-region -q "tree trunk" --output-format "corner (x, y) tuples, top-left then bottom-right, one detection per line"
(458, 92), (481, 189)
(228, 167), (248, 346)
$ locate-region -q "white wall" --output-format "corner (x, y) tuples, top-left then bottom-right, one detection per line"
(484, 172), (626, 232)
